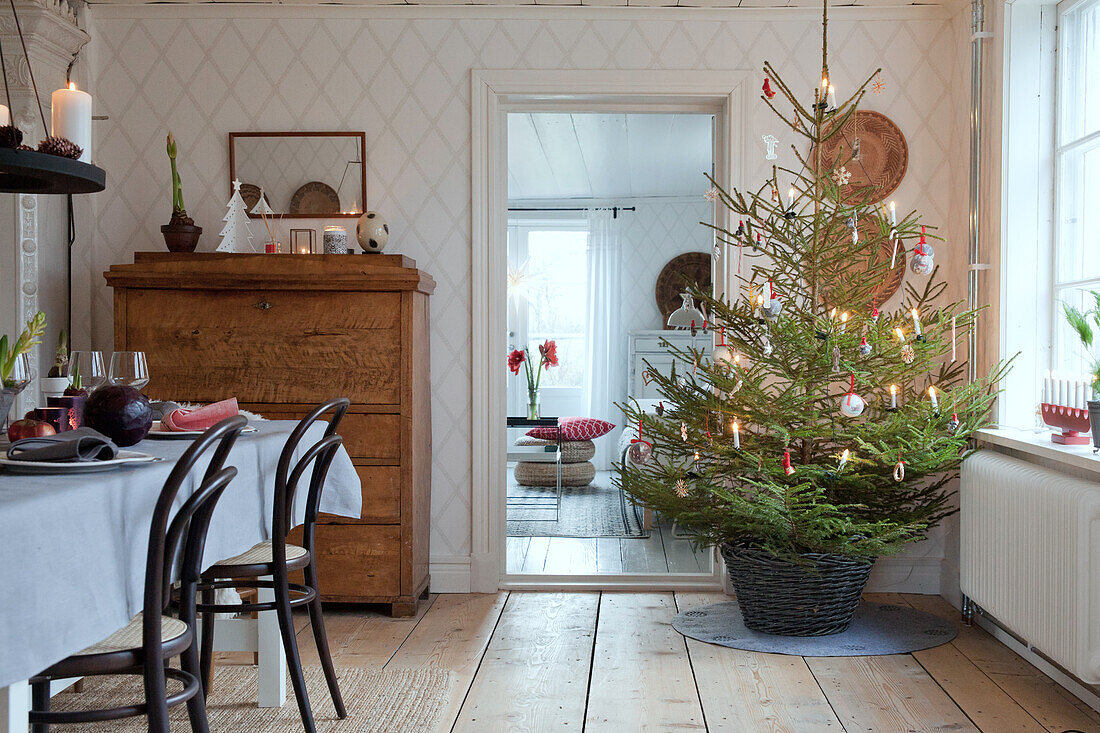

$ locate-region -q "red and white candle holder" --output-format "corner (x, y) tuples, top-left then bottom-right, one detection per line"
(1040, 403), (1092, 445)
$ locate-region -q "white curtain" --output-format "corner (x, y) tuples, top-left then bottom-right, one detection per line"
(584, 209), (625, 471)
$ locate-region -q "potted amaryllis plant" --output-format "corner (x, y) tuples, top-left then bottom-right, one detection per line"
(508, 340), (558, 419)
(161, 132), (202, 252)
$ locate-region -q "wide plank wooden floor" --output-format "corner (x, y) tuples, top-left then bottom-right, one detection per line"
(269, 592), (1100, 732)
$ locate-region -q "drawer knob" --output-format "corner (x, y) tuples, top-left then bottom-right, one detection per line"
(254, 299), (272, 311)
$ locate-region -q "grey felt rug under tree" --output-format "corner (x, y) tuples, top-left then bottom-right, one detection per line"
(673, 601), (957, 656)
(507, 476), (647, 538)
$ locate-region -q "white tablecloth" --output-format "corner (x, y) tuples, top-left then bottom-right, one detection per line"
(0, 420), (362, 687)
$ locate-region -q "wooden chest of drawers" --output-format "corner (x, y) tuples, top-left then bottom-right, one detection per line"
(105, 252), (434, 616)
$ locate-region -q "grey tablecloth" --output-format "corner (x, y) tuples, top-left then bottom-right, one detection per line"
(0, 420), (362, 687)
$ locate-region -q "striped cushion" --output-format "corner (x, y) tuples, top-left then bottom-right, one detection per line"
(77, 613), (187, 655)
(213, 541), (308, 567)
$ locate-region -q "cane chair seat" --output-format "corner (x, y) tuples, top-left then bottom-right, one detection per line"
(77, 614), (189, 656)
(212, 540), (309, 569)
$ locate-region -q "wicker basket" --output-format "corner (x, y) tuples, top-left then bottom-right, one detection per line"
(720, 543), (875, 636)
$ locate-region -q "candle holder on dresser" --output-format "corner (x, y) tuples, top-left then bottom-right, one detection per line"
(1040, 402), (1092, 445)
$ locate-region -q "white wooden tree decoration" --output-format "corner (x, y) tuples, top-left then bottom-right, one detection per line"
(217, 179), (254, 252)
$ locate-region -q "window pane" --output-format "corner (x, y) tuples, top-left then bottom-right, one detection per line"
(1053, 286), (1100, 378)
(517, 228), (588, 389)
(1060, 0), (1100, 142)
(1056, 134), (1100, 282)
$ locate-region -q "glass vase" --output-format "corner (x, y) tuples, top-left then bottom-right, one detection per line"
(526, 386), (540, 420)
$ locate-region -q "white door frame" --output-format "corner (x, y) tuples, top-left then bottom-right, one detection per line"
(470, 69), (751, 592)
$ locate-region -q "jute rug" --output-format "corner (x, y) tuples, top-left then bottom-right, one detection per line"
(48, 664), (454, 732)
(673, 601), (957, 656)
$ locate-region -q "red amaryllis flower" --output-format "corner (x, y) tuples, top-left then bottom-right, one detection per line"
(538, 340), (558, 369)
(507, 348), (526, 375)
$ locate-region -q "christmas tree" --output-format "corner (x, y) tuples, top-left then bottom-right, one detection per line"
(217, 179), (254, 253)
(617, 1), (1006, 564)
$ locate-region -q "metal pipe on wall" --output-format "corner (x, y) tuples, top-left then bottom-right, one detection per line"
(969, 0), (991, 383)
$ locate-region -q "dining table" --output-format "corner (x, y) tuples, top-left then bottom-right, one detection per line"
(0, 419), (363, 732)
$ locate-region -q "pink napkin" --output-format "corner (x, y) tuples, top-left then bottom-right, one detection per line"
(162, 398), (239, 432)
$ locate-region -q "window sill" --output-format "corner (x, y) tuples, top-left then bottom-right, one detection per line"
(975, 427), (1100, 480)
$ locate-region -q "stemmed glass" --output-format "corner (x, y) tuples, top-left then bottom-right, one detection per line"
(108, 351), (150, 390)
(1, 353), (32, 432)
(65, 351), (107, 392)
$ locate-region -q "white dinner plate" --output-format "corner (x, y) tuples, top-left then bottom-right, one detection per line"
(0, 450), (160, 474)
(146, 422), (257, 439)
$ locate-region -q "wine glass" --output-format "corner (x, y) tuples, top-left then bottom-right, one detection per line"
(109, 351), (150, 390)
(1, 353), (32, 432)
(65, 350), (106, 392)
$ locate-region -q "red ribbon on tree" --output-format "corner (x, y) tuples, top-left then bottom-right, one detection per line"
(782, 449), (795, 475)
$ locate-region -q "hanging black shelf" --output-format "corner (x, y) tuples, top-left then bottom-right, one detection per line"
(0, 147), (105, 194)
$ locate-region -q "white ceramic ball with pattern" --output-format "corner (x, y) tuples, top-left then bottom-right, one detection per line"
(910, 253), (934, 275)
(840, 392), (866, 417)
(712, 344), (733, 365)
(356, 211), (389, 253)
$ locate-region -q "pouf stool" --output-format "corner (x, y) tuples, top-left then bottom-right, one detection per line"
(514, 436), (595, 487)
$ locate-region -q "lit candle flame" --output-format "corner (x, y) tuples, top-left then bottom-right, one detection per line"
(68, 81), (76, 91)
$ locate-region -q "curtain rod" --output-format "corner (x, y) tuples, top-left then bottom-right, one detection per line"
(507, 206), (636, 219)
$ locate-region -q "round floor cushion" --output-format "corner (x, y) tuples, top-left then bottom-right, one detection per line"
(515, 460), (596, 487)
(514, 436), (595, 463)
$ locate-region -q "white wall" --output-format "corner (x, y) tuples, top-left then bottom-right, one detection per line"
(81, 3), (970, 592)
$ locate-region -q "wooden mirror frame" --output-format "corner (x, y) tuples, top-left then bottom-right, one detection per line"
(228, 131), (367, 219)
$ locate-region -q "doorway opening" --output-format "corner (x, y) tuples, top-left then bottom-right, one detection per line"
(471, 71), (749, 590)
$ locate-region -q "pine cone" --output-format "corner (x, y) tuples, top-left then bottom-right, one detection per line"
(16, 145), (33, 151)
(0, 125), (23, 148)
(37, 135), (83, 159)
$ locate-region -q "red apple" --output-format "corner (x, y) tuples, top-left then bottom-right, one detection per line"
(8, 419), (56, 442)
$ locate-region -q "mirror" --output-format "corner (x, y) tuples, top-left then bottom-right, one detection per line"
(229, 131), (365, 218)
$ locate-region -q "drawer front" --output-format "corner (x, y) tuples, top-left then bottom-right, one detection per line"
(321, 466), (401, 523)
(259, 409), (402, 462)
(124, 289), (403, 405)
(309, 524), (402, 600)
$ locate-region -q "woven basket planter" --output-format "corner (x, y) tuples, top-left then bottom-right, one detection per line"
(514, 436), (595, 463)
(720, 543), (875, 636)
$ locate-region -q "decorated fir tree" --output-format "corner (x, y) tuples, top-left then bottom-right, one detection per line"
(617, 0), (1005, 634)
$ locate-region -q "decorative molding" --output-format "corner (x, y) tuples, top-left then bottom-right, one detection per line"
(16, 194), (38, 415)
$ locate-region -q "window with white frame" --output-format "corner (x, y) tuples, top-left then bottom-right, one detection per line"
(1053, 0), (1100, 376)
(506, 220), (589, 396)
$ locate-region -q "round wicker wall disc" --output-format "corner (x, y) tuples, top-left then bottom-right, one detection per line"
(289, 181), (341, 215)
(239, 183), (262, 211)
(815, 110), (908, 204)
(823, 215), (906, 311)
(655, 252), (713, 329)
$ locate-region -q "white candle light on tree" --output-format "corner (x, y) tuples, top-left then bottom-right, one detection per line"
(951, 316), (957, 361)
(928, 385), (939, 412)
(840, 311), (848, 333)
(889, 200), (897, 226)
(911, 308), (922, 338)
(51, 81), (92, 162)
(890, 384), (898, 409)
(732, 421), (740, 449)
(787, 186), (795, 209)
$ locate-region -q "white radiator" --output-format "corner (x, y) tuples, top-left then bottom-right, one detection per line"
(961, 451), (1100, 683)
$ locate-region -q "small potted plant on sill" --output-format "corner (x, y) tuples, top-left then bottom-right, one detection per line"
(1062, 293), (1100, 450)
(1, 311), (46, 429)
(41, 328), (71, 397)
(161, 132), (202, 252)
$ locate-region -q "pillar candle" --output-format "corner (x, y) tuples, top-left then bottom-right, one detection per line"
(1042, 371), (1050, 403)
(0, 105), (9, 126)
(51, 82), (92, 163)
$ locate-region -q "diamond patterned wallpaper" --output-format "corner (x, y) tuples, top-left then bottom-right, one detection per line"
(81, 5), (967, 562)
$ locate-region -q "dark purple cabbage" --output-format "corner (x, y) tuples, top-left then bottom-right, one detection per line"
(83, 385), (153, 447)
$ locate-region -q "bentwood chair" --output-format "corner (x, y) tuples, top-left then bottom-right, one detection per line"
(28, 415), (248, 733)
(197, 398), (350, 733)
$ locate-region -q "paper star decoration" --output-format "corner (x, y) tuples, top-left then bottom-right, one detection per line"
(832, 166), (852, 186)
(674, 478), (689, 497)
(872, 74), (886, 94)
(704, 187), (720, 202)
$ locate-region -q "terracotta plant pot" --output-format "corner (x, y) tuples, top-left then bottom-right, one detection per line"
(161, 223), (202, 252)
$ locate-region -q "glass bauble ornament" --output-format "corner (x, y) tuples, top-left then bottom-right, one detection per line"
(840, 392), (866, 417)
(628, 440), (652, 464)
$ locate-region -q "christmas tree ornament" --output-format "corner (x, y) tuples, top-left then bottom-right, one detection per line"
(782, 449), (795, 475)
(761, 333), (774, 356)
(681, 422), (688, 442)
(948, 412), (961, 431)
(872, 73), (886, 94)
(888, 384), (899, 410)
(704, 187), (719, 202)
(910, 226), (934, 275)
(712, 343), (732, 365)
(832, 345), (841, 371)
(629, 416), (653, 464)
(893, 457), (905, 481)
(840, 374), (865, 417)
(901, 344), (915, 363)
(889, 230), (900, 269)
(217, 179), (255, 253)
(735, 220), (745, 237)
(911, 308), (924, 341)
(859, 336), (872, 356)
(674, 477), (689, 497)
(770, 186), (780, 203)
(834, 167), (852, 187)
(356, 211), (389, 253)
(762, 134), (779, 160)
(656, 401), (665, 416)
(762, 78), (777, 99)
(731, 420), (740, 449)
(837, 448), (850, 473)
(871, 306), (880, 323)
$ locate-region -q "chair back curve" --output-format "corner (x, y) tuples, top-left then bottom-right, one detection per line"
(272, 398), (351, 562)
(143, 415), (248, 659)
